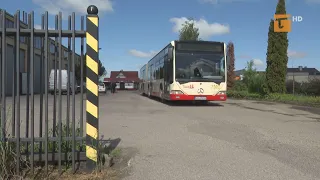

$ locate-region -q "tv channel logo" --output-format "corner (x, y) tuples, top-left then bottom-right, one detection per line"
(274, 14), (303, 32)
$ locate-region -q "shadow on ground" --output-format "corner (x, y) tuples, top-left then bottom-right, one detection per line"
(99, 137), (122, 155)
(146, 95), (224, 107)
(227, 102), (320, 122)
(164, 100), (224, 107)
(227, 102), (296, 117)
(290, 105), (320, 115)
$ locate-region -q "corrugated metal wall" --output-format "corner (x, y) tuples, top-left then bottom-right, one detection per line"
(4, 44), (25, 96)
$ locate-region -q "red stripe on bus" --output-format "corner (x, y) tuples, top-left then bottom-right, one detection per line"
(169, 94), (227, 101)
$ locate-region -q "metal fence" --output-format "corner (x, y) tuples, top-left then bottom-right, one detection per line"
(0, 5), (100, 176)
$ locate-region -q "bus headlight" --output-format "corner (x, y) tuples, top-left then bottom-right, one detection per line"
(170, 90), (184, 95)
(217, 91), (226, 95)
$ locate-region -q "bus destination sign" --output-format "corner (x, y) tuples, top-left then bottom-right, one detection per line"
(176, 42), (223, 53)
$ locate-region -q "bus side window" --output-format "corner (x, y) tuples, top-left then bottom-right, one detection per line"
(168, 59), (173, 84)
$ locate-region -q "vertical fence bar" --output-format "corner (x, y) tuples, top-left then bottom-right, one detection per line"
(39, 14), (45, 163)
(66, 15), (71, 168)
(1, 9), (6, 141)
(71, 12), (76, 172)
(80, 16), (84, 154)
(12, 14), (16, 137)
(0, 11), (2, 137)
(30, 11), (35, 174)
(58, 12), (63, 174)
(86, 5), (99, 171)
(25, 13), (31, 157)
(52, 15), (58, 162)
(44, 11), (49, 174)
(26, 13), (31, 149)
(15, 10), (21, 175)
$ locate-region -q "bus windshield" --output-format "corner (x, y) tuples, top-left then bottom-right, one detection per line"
(175, 52), (225, 83)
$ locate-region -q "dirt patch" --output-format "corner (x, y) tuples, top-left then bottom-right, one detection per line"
(21, 164), (119, 180)
(17, 147), (139, 180)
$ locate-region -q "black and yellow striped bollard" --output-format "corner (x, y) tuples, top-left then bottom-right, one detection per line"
(86, 5), (99, 170)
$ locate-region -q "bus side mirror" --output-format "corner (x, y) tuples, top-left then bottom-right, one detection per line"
(168, 47), (173, 60)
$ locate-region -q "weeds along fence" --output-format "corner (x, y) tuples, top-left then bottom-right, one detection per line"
(0, 7), (99, 177)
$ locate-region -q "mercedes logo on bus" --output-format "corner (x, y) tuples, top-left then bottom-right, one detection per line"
(197, 88), (204, 94)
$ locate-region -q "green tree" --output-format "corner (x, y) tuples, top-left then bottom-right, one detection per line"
(227, 41), (235, 89)
(179, 18), (200, 41)
(98, 60), (107, 77)
(265, 0), (288, 93)
(243, 60), (266, 94)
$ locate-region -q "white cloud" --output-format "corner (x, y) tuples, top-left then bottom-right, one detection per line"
(32, 0), (113, 16)
(287, 50), (307, 59)
(128, 49), (158, 58)
(169, 17), (230, 39)
(34, 24), (55, 30)
(252, 59), (264, 66)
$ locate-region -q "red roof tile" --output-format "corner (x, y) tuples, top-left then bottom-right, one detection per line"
(110, 71), (138, 79)
(104, 70), (140, 82)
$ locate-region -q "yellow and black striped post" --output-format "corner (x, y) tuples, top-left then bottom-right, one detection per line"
(86, 5), (99, 170)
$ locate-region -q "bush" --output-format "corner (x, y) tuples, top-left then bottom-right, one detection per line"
(232, 81), (247, 91)
(227, 90), (320, 107)
(237, 60), (268, 95)
(286, 79), (320, 96)
(305, 78), (320, 96)
(227, 90), (262, 99)
(247, 73), (266, 94)
(0, 119), (84, 179)
(286, 80), (302, 94)
(0, 141), (22, 179)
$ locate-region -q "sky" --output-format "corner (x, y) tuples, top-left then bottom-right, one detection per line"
(3, 0), (320, 77)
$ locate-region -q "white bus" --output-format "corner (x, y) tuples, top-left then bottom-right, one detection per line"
(139, 40), (227, 103)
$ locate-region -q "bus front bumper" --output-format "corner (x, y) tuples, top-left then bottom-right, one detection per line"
(169, 94), (227, 101)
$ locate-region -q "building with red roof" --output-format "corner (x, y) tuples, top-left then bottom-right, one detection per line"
(103, 70), (140, 90)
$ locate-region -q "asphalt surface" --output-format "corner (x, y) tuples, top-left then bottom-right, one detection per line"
(100, 91), (320, 180)
(2, 91), (320, 179)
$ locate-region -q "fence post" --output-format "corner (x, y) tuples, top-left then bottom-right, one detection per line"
(85, 5), (99, 171)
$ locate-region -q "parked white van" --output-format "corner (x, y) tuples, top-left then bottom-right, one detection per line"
(49, 69), (79, 95)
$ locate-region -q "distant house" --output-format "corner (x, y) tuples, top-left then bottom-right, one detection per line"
(103, 70), (140, 90)
(234, 66), (320, 82)
(286, 66), (320, 83)
(235, 69), (244, 80)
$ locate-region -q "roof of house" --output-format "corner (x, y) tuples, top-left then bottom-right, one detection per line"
(109, 71), (138, 78)
(234, 69), (244, 76)
(287, 67), (319, 74)
(104, 70), (140, 82)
